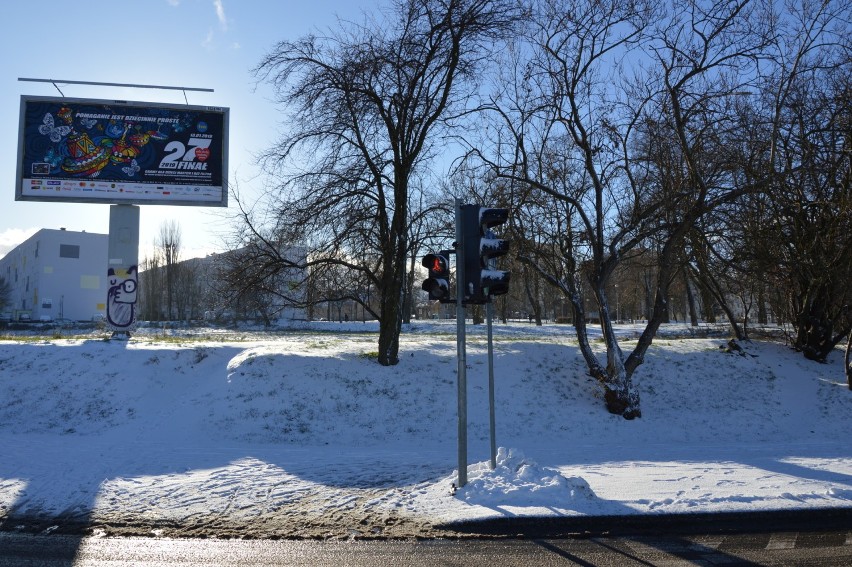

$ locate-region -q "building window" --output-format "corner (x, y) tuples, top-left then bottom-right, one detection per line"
(59, 244), (80, 259)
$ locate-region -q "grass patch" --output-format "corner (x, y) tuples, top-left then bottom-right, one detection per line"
(0, 333), (102, 342)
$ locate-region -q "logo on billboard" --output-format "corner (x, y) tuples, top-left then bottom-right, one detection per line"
(157, 137), (212, 171)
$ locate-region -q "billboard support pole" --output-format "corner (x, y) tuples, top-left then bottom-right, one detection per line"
(106, 205), (140, 339)
(18, 77), (214, 93)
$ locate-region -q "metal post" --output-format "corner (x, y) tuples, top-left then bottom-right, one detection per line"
(455, 199), (467, 487)
(106, 205), (140, 338)
(487, 299), (497, 470)
(17, 77), (214, 92)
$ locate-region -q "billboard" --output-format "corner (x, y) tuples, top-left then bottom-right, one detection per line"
(16, 95), (228, 207)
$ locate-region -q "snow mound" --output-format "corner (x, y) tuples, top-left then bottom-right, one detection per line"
(456, 448), (596, 508)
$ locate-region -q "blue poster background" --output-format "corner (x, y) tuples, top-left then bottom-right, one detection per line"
(17, 96), (227, 206)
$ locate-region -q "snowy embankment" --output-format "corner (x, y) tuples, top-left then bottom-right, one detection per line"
(0, 322), (850, 538)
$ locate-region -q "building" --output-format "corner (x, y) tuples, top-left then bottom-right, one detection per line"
(136, 244), (309, 324)
(0, 228), (108, 322)
(199, 245), (309, 323)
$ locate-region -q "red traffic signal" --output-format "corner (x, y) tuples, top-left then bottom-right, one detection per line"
(427, 255), (445, 273)
(421, 252), (450, 300)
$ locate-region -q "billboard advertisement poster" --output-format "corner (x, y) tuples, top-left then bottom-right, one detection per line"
(16, 95), (228, 207)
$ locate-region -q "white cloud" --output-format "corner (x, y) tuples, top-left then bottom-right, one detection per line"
(166, 0), (180, 6)
(213, 0), (228, 31)
(201, 28), (215, 50)
(0, 227), (38, 260)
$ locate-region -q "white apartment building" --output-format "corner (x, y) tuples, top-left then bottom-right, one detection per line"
(0, 228), (108, 321)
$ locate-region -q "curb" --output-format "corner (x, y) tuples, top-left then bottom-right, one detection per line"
(436, 508), (852, 538)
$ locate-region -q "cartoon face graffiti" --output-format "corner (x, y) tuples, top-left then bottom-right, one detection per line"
(107, 266), (138, 329)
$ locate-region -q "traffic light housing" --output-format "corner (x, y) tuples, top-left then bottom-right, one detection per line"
(460, 205), (511, 304)
(421, 252), (450, 301)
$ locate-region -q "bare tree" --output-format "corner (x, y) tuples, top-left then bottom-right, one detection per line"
(216, 230), (309, 325)
(846, 329), (852, 390)
(156, 220), (182, 321)
(138, 252), (163, 321)
(403, 185), (454, 324)
(758, 0), (851, 361)
(173, 258), (204, 323)
(0, 276), (10, 314)
(473, 0), (772, 417)
(697, 0), (851, 361)
(244, 0), (520, 365)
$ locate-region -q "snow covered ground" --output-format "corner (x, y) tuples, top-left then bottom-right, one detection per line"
(0, 321), (850, 538)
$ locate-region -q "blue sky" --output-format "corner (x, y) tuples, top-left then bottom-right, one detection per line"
(0, 0), (369, 259)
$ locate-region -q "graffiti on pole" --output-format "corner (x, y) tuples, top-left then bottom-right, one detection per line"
(106, 265), (138, 331)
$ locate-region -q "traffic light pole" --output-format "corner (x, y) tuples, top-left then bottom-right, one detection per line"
(455, 199), (468, 488)
(486, 299), (497, 470)
(432, 201), (509, 487)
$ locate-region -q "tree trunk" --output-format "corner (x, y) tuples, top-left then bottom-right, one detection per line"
(377, 275), (402, 365)
(597, 288), (641, 419)
(686, 274), (699, 327)
(791, 287), (852, 363)
(477, 305), (488, 325)
(571, 282), (641, 419)
(758, 285), (768, 325)
(643, 272), (654, 320)
(845, 328), (851, 391)
(377, 188), (407, 366)
(689, 264), (745, 340)
(721, 299), (746, 340)
(499, 296), (508, 324)
(523, 265), (543, 326)
(402, 255), (416, 324)
(795, 313), (835, 362)
(699, 282), (716, 323)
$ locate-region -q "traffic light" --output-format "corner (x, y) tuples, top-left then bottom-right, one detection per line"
(421, 252), (450, 301)
(460, 205), (511, 304)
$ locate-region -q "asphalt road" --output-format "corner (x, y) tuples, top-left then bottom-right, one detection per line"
(2, 529), (852, 566)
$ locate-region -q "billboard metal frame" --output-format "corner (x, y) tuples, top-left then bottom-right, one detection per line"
(16, 95), (229, 207)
